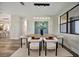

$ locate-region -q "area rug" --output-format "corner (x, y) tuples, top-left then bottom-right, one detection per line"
(11, 44), (73, 57)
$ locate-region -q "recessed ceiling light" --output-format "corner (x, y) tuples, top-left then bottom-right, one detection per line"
(48, 17), (50, 19)
(42, 17), (44, 19)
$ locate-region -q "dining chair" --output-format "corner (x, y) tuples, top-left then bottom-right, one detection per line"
(43, 37), (58, 56)
(20, 36), (26, 48)
(56, 35), (64, 47)
(43, 34), (57, 50)
(27, 37), (42, 56)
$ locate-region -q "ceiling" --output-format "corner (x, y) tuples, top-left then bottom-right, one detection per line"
(0, 2), (78, 17)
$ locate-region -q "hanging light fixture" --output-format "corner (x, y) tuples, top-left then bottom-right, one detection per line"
(34, 3), (50, 7)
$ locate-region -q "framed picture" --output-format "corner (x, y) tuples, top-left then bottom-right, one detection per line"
(35, 21), (48, 35)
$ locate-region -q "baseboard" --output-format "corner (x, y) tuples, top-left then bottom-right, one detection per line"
(62, 44), (79, 57)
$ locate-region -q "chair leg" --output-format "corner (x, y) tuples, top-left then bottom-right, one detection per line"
(45, 42), (47, 56)
(39, 48), (41, 56)
(62, 38), (64, 48)
(56, 42), (58, 56)
(45, 46), (47, 56)
(40, 42), (42, 51)
(28, 42), (30, 56)
(21, 38), (22, 48)
(26, 38), (28, 48)
(39, 42), (42, 56)
(43, 40), (44, 50)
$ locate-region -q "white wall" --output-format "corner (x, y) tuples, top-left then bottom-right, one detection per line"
(21, 18), (27, 36)
(10, 15), (21, 39)
(9, 15), (55, 39)
(61, 34), (79, 55)
(56, 4), (79, 55)
(52, 16), (59, 34)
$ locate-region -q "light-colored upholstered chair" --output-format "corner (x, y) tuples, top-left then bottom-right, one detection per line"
(42, 34), (57, 49)
(43, 37), (58, 56)
(27, 37), (42, 56)
(20, 34), (30, 48)
(56, 35), (64, 47)
(20, 35), (27, 48)
(0, 31), (7, 38)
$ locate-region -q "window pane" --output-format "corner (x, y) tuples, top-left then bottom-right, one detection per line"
(68, 22), (70, 33)
(61, 13), (67, 23)
(61, 24), (66, 33)
(68, 5), (79, 34)
(75, 21), (79, 33)
(69, 6), (79, 22)
(71, 21), (75, 33)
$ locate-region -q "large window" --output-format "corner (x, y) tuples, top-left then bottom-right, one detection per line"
(60, 4), (79, 35)
(69, 17), (79, 34)
(75, 21), (79, 33)
(60, 13), (67, 33)
(60, 23), (66, 33)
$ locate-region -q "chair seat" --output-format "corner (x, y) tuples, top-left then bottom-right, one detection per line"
(30, 42), (39, 49)
(47, 43), (56, 49)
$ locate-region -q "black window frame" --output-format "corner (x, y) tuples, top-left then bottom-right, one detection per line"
(60, 13), (68, 33)
(60, 4), (79, 35)
(70, 19), (79, 35)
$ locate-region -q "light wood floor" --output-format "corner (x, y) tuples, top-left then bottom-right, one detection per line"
(0, 38), (73, 57)
(11, 44), (73, 57)
(0, 38), (20, 57)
